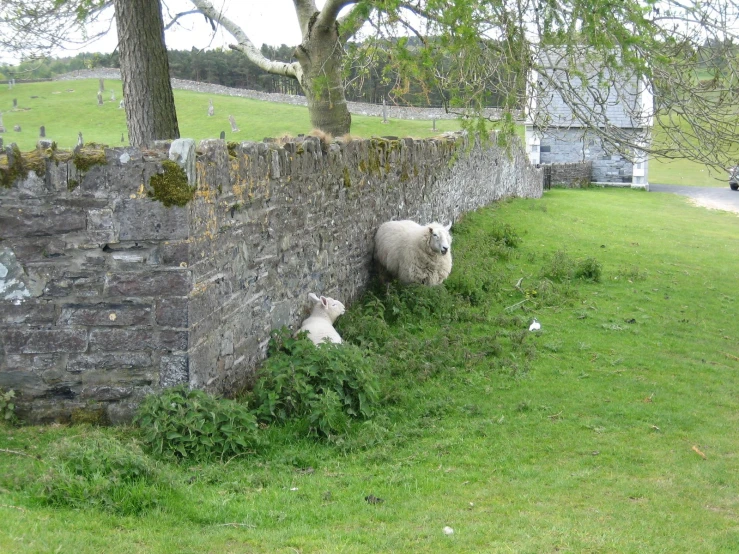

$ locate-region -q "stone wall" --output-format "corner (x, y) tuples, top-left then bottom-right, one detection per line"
(0, 134), (542, 423)
(549, 162), (592, 188)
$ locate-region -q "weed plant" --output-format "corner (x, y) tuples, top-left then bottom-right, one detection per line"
(135, 386), (262, 462)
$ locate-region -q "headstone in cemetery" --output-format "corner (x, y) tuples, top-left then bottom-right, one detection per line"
(38, 140), (52, 150)
(39, 125), (45, 138)
(0, 112), (5, 133)
(99, 78), (105, 92)
(229, 115), (239, 132)
(382, 98), (388, 124)
(208, 99), (215, 117)
(0, 138), (3, 149)
(110, 90), (116, 102)
(119, 99), (124, 109)
(12, 98), (17, 108)
(220, 131), (226, 140)
(97, 91), (103, 105)
(77, 132), (84, 148)
(13, 124), (21, 132)
(432, 118), (436, 131)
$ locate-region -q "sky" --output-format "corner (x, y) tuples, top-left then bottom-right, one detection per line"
(51, 0), (331, 61)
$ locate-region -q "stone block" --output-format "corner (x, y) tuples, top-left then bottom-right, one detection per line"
(59, 303), (152, 326)
(66, 352), (152, 373)
(0, 204), (86, 238)
(0, 301), (56, 325)
(90, 329), (187, 352)
(156, 297), (188, 328)
(105, 270), (191, 297)
(116, 199), (189, 240)
(160, 355), (188, 387)
(3, 329), (88, 354)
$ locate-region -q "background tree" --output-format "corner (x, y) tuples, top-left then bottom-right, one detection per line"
(114, 0), (179, 146)
(1, 0), (179, 148)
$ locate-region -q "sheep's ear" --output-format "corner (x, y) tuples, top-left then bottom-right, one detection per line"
(320, 296), (329, 307)
(308, 293), (320, 303)
(444, 222), (452, 232)
(428, 226), (434, 235)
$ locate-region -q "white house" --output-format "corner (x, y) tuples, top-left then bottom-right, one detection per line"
(525, 50), (653, 189)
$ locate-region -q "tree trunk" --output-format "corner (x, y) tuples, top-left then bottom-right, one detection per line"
(114, 0), (179, 147)
(296, 19), (351, 136)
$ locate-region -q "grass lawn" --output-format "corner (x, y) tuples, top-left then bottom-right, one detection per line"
(2, 188), (738, 553)
(0, 79), (460, 152)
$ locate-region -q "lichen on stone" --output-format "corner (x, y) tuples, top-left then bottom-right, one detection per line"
(148, 159), (196, 207)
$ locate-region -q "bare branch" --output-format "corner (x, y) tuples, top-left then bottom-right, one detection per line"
(293, 0), (319, 38)
(187, 0), (301, 80)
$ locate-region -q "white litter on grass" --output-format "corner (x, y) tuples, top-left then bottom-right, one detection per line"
(443, 526), (454, 535)
(529, 318), (541, 332)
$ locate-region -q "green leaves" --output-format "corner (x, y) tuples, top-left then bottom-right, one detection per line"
(251, 330), (380, 438)
(0, 388), (16, 425)
(134, 386), (263, 463)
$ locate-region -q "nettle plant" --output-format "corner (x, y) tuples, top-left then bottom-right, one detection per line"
(135, 386), (263, 462)
(0, 389), (17, 425)
(250, 329), (380, 438)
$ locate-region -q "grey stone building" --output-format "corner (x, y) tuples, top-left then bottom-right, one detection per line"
(525, 51), (652, 188)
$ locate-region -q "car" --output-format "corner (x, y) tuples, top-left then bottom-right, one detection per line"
(730, 167), (739, 191)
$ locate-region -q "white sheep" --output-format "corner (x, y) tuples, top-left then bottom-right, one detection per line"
(374, 220), (453, 285)
(299, 293), (346, 345)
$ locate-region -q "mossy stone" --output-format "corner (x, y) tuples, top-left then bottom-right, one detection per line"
(148, 160), (196, 207)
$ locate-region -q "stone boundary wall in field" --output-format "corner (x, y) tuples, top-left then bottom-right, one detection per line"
(550, 162), (592, 188)
(53, 69), (504, 121)
(0, 133), (542, 423)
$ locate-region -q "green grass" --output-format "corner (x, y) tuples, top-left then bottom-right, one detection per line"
(2, 188), (738, 553)
(0, 79), (460, 152)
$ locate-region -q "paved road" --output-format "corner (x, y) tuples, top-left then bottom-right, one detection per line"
(649, 184), (739, 214)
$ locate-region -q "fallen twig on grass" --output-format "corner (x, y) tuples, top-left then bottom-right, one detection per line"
(0, 448), (33, 458)
(0, 504), (26, 512)
(692, 445), (707, 460)
(723, 352), (739, 362)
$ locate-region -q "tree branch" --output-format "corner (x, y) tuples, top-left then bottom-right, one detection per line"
(316, 0), (357, 32)
(188, 0), (301, 80)
(338, 3), (370, 42)
(293, 0), (318, 38)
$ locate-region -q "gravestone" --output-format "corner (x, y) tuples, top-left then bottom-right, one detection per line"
(39, 125), (45, 138)
(432, 118), (436, 131)
(12, 98), (17, 108)
(13, 124), (21, 132)
(208, 99), (214, 117)
(229, 115), (239, 132)
(382, 98), (388, 124)
(110, 90), (116, 102)
(119, 99), (124, 109)
(99, 78), (105, 92)
(38, 139), (52, 150)
(77, 132), (84, 148)
(0, 112), (5, 133)
(0, 138), (3, 149)
(220, 131), (226, 140)
(97, 91), (103, 105)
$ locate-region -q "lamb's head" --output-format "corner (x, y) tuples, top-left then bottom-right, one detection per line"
(427, 222), (453, 256)
(308, 292), (345, 323)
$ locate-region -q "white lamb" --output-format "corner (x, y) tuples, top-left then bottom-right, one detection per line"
(374, 220), (453, 285)
(299, 293), (346, 345)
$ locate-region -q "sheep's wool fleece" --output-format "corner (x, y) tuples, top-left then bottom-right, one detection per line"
(374, 220), (452, 285)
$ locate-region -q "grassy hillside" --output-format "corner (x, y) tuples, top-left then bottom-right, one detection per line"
(0, 79), (460, 152)
(1, 188), (738, 553)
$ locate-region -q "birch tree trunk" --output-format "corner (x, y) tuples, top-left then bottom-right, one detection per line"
(295, 13), (351, 136)
(114, 0), (179, 147)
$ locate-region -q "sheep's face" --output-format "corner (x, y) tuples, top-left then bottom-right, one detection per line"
(428, 223), (452, 255)
(309, 293), (346, 322)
